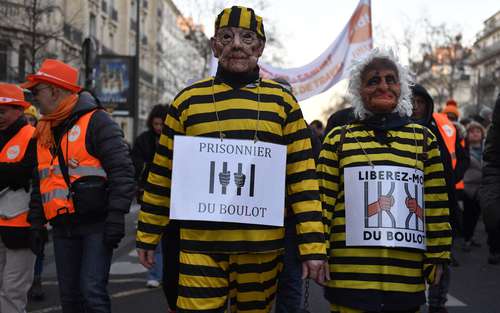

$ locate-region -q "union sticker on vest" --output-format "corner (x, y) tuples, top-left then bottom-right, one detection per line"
(170, 135), (287, 226)
(344, 165), (426, 250)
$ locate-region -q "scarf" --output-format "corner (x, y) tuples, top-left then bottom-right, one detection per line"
(34, 94), (78, 149)
(215, 65), (260, 88)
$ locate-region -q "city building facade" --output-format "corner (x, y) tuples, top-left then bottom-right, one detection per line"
(0, 0), (209, 141)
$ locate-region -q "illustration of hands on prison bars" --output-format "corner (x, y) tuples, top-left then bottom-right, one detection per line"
(366, 182), (397, 228)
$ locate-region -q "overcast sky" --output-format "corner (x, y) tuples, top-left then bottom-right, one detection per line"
(173, 0), (500, 122)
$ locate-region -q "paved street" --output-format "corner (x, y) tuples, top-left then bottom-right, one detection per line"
(27, 205), (500, 313)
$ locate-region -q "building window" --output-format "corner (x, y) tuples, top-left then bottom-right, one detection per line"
(18, 45), (28, 81)
(0, 42), (8, 81)
(110, 32), (114, 51)
(90, 13), (97, 38)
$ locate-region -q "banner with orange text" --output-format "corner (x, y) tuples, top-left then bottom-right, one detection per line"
(210, 0), (373, 101)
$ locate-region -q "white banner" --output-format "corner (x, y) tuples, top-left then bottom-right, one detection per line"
(344, 165), (426, 250)
(170, 136), (287, 226)
(209, 0), (372, 101)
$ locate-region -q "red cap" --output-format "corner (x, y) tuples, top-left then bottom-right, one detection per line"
(0, 84), (31, 109)
(21, 59), (81, 93)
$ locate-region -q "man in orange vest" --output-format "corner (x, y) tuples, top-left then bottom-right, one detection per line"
(22, 59), (136, 313)
(411, 84), (469, 313)
(0, 83), (37, 312)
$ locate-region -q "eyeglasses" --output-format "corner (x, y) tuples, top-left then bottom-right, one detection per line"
(31, 86), (51, 96)
(215, 28), (259, 46)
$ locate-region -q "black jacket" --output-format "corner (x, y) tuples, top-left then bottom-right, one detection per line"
(28, 92), (136, 233)
(324, 107), (355, 137)
(411, 84), (469, 221)
(480, 92), (500, 233)
(131, 129), (158, 188)
(0, 117), (36, 249)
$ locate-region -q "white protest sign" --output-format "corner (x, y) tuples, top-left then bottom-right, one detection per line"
(170, 136), (287, 226)
(344, 165), (426, 250)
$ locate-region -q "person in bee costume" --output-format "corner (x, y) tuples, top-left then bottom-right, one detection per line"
(316, 49), (452, 313)
(136, 6), (327, 312)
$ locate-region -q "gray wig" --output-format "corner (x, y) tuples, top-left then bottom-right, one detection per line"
(348, 48), (413, 120)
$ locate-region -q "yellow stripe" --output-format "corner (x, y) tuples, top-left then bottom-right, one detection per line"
(239, 8), (251, 29)
(219, 10), (230, 28)
(181, 228), (284, 242)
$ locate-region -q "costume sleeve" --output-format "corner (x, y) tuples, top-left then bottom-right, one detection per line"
(316, 128), (341, 252)
(282, 91), (326, 260)
(136, 94), (186, 250)
(422, 128), (452, 282)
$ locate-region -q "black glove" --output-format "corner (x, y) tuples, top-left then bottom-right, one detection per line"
(103, 212), (125, 249)
(30, 228), (48, 256)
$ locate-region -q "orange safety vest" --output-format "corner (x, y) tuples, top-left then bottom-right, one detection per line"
(433, 113), (464, 190)
(37, 110), (107, 221)
(0, 124), (35, 227)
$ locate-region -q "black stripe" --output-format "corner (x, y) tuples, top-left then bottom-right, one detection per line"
(296, 232), (326, 244)
(331, 256), (422, 268)
(230, 256), (281, 274)
(148, 163), (171, 178)
(287, 169), (317, 184)
(332, 272), (424, 284)
(143, 181), (170, 197)
(295, 211), (323, 224)
(140, 203), (169, 216)
(179, 264), (226, 279)
(341, 146), (423, 160)
(136, 241), (156, 250)
(286, 109), (303, 124)
(325, 287), (425, 312)
(285, 127), (313, 143)
(184, 109), (284, 128)
(424, 244), (451, 253)
(248, 7), (257, 32)
(180, 238), (283, 253)
(137, 221), (164, 234)
(228, 6), (242, 28)
(287, 150), (313, 164)
(178, 285), (227, 298)
(425, 215), (449, 223)
(288, 190), (320, 203)
(181, 221), (279, 230)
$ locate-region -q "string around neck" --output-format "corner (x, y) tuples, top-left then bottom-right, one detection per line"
(211, 77), (262, 143)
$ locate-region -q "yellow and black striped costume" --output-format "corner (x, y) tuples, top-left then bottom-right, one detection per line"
(317, 122), (451, 312)
(215, 6), (266, 41)
(137, 75), (326, 311)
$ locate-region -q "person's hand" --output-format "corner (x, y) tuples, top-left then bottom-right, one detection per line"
(314, 261), (331, 286)
(137, 248), (155, 269)
(406, 197), (423, 219)
(233, 172), (246, 188)
(433, 264), (444, 286)
(378, 195), (394, 210)
(103, 212), (125, 249)
(29, 228), (47, 256)
(219, 169), (231, 187)
(302, 260), (329, 283)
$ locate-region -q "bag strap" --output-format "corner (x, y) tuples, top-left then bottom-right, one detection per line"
(336, 124), (348, 158)
(422, 127), (429, 161)
(57, 146), (72, 192)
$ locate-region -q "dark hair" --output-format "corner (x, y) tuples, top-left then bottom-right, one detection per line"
(147, 104), (168, 130)
(310, 120), (324, 129)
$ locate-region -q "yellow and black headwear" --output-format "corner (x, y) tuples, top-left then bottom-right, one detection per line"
(214, 6), (266, 41)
